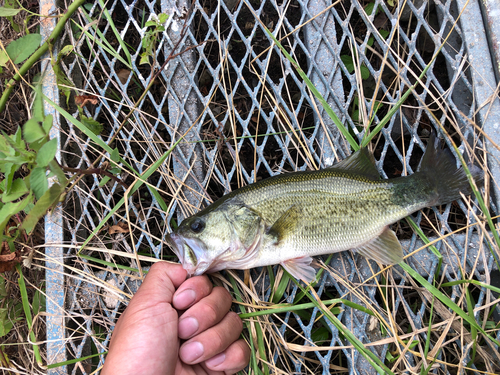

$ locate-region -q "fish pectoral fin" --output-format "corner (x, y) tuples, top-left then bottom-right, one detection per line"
(281, 256), (316, 282)
(328, 147), (380, 180)
(268, 205), (300, 244)
(355, 227), (403, 264)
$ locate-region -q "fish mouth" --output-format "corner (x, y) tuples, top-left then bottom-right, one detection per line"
(166, 233), (210, 276)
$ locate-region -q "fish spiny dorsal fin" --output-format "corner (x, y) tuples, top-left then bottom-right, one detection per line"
(267, 205), (300, 244)
(328, 148), (380, 179)
(355, 227), (403, 264)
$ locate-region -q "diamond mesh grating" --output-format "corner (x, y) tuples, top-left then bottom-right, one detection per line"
(46, 0), (500, 373)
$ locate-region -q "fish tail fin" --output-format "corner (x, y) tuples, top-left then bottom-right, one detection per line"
(418, 133), (483, 206)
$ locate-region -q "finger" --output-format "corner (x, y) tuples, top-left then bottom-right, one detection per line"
(179, 312), (243, 365)
(178, 286), (232, 339)
(102, 262), (186, 375)
(203, 339), (251, 374)
(173, 275), (213, 310)
(128, 262), (187, 309)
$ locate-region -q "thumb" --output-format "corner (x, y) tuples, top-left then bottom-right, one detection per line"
(102, 262), (187, 375)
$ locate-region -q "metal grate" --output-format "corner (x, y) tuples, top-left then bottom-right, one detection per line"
(44, 0), (500, 373)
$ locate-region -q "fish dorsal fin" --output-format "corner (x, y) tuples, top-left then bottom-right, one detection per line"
(267, 205), (300, 244)
(328, 148), (380, 179)
(355, 227), (403, 264)
(281, 256), (316, 282)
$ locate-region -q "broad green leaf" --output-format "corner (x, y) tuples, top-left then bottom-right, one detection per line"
(36, 138), (57, 167)
(110, 148), (120, 163)
(30, 167), (48, 199)
(1, 153), (31, 165)
(140, 53), (150, 65)
(98, 176), (111, 187)
(57, 45), (74, 59)
(6, 33), (42, 64)
(29, 138), (46, 152)
(48, 160), (67, 185)
(0, 51), (9, 67)
(23, 119), (46, 143)
(311, 326), (330, 344)
(23, 201), (34, 214)
(365, 3), (375, 15)
(0, 133), (9, 152)
(12, 127), (24, 149)
(42, 115), (53, 134)
(0, 278), (6, 298)
(21, 183), (64, 234)
(0, 308), (14, 337)
(2, 178), (28, 202)
(3, 163), (17, 190)
(361, 66), (370, 80)
(158, 13), (168, 23)
(32, 79), (45, 122)
(79, 115), (103, 135)
(379, 29), (390, 39)
(0, 7), (21, 16)
(341, 55), (354, 73)
(0, 194), (32, 234)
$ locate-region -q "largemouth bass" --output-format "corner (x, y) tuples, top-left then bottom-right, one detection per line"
(167, 135), (482, 281)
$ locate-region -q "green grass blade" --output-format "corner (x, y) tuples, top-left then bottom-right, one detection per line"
(228, 274), (267, 375)
(289, 276), (393, 375)
(423, 294), (434, 361)
(271, 271), (289, 304)
(399, 262), (500, 346)
(16, 264), (42, 366)
(71, 19), (132, 70)
(97, 0), (132, 67)
(42, 95), (174, 250)
(262, 27), (359, 151)
(47, 351), (107, 369)
(440, 279), (500, 294)
(405, 217), (443, 279)
(78, 254), (143, 273)
(239, 299), (343, 319)
(450, 143), (500, 270)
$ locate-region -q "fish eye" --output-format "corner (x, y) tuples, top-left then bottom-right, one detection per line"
(190, 218), (205, 233)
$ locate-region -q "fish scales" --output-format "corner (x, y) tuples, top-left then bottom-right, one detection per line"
(227, 171), (409, 256)
(167, 135), (483, 281)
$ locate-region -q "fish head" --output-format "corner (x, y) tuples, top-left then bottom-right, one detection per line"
(167, 201), (263, 276)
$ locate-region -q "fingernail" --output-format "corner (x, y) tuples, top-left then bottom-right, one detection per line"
(180, 341), (204, 363)
(205, 353), (226, 368)
(178, 316), (199, 338)
(173, 289), (196, 309)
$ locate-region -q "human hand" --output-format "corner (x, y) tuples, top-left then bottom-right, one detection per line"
(101, 262), (250, 374)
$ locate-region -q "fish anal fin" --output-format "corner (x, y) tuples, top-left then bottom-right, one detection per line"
(328, 148), (380, 180)
(281, 256), (316, 282)
(268, 205), (300, 244)
(355, 227), (403, 264)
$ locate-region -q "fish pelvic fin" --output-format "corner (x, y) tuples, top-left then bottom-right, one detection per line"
(355, 227), (403, 265)
(268, 205), (300, 244)
(417, 133), (483, 205)
(281, 256), (316, 282)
